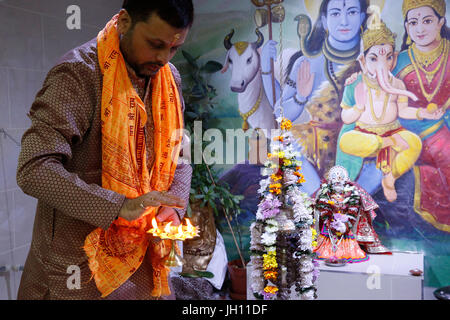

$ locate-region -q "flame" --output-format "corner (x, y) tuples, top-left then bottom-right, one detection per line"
(175, 224), (184, 239)
(148, 218), (160, 236)
(186, 218), (193, 233)
(151, 218), (158, 229)
(147, 217), (198, 240)
(164, 221), (173, 234)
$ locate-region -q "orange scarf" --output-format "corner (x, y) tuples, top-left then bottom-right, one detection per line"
(83, 15), (183, 298)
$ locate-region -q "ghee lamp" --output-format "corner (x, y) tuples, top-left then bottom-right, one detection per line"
(147, 217), (199, 267)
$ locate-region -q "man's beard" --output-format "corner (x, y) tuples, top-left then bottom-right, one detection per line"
(124, 54), (164, 78)
(119, 32), (163, 78)
(135, 62), (164, 78)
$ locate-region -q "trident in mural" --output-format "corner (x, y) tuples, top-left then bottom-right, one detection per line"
(251, 0), (285, 106)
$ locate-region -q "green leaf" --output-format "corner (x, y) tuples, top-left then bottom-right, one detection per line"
(179, 272), (201, 278)
(186, 204), (192, 217)
(194, 270), (214, 278)
(191, 84), (206, 98)
(200, 61), (223, 73)
(185, 111), (198, 119)
(210, 192), (218, 199)
(182, 50), (198, 68)
(208, 199), (218, 215)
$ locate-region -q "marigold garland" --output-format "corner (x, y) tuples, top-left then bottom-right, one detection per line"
(264, 285), (279, 294)
(263, 250), (278, 269)
(280, 118), (292, 131)
(250, 117), (319, 300)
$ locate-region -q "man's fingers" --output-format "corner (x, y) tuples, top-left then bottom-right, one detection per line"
(142, 199), (161, 208)
(156, 207), (181, 225)
(156, 207), (172, 220)
(152, 192), (185, 209)
(140, 191), (185, 209)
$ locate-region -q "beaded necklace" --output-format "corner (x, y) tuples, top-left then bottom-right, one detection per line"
(408, 39), (449, 103)
(411, 40), (447, 83)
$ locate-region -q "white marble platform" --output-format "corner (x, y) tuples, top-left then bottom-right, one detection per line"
(247, 251), (424, 300)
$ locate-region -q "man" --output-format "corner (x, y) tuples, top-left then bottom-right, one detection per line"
(16, 0), (194, 300)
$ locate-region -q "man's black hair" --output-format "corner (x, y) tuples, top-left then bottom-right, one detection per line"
(122, 0), (194, 29)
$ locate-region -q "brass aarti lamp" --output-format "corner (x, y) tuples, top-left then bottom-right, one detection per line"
(147, 218), (199, 267)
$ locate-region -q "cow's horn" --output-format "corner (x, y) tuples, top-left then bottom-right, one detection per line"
(224, 29), (235, 50)
(254, 28), (264, 48)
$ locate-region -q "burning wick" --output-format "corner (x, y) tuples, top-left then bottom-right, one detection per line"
(147, 217), (199, 241)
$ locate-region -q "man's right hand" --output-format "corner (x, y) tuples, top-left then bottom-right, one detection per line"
(118, 191), (185, 222)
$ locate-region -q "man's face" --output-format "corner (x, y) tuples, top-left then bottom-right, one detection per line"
(118, 10), (189, 77)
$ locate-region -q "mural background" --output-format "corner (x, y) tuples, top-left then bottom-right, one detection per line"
(173, 0), (450, 288)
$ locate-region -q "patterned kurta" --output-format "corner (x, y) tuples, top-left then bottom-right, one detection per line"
(16, 38), (192, 300)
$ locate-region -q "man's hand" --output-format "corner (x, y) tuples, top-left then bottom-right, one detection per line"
(118, 191), (185, 222)
(156, 206), (181, 226)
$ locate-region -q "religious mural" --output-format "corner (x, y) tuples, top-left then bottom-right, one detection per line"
(175, 0), (450, 287)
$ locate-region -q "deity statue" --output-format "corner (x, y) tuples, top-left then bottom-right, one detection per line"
(314, 166), (390, 264)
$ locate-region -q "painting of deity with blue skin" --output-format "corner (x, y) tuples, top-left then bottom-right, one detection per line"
(175, 0), (450, 288)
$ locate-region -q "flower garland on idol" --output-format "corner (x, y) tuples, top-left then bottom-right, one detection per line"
(314, 180), (361, 237)
(250, 117), (319, 300)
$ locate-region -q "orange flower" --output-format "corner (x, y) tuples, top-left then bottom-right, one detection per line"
(271, 174), (282, 181)
(264, 285), (279, 294)
(269, 188), (282, 195)
(273, 136), (284, 142)
(280, 118), (292, 131)
(264, 269), (278, 281)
